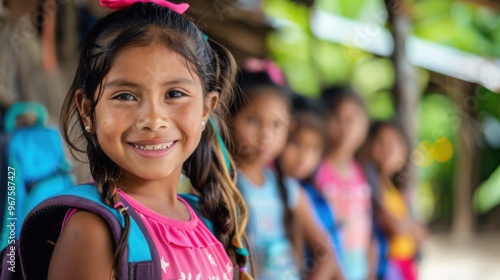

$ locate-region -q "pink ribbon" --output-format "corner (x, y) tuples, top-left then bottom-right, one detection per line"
(244, 58), (286, 86)
(100, 0), (189, 14)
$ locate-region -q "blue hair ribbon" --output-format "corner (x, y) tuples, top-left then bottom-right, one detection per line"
(231, 245), (249, 257)
(208, 118), (231, 173)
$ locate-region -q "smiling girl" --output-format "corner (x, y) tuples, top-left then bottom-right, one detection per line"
(20, 1), (251, 279)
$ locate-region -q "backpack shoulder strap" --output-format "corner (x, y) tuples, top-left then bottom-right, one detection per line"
(302, 182), (344, 252)
(18, 184), (153, 279)
(178, 193), (215, 234)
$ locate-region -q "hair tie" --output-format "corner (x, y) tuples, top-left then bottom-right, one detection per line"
(231, 245), (249, 257)
(239, 267), (247, 273)
(114, 202), (125, 209)
(100, 0), (189, 14)
(113, 201), (129, 214)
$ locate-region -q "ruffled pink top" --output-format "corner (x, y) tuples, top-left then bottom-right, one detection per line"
(118, 190), (234, 280)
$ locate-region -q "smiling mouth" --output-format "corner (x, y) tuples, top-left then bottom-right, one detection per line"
(131, 141), (176, 151)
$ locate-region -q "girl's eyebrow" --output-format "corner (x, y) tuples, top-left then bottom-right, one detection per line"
(104, 78), (197, 88)
(104, 79), (140, 89)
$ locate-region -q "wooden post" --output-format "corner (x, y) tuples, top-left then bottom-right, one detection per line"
(447, 77), (477, 240)
(430, 74), (478, 240)
(384, 0), (420, 189)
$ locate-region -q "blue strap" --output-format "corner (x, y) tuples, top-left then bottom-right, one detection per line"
(208, 118), (231, 173)
(179, 193), (215, 234)
(302, 182), (344, 260)
(50, 185), (152, 263)
(179, 193), (250, 257)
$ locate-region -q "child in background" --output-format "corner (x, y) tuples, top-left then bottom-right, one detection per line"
(315, 87), (372, 280)
(277, 95), (344, 276)
(27, 1), (252, 279)
(231, 70), (341, 280)
(361, 122), (426, 280)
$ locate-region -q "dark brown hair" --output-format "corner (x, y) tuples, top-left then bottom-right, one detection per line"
(60, 3), (250, 278)
(285, 94), (327, 184)
(364, 121), (411, 188)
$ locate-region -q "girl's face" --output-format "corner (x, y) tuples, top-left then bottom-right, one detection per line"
(78, 44), (217, 182)
(233, 91), (289, 165)
(280, 127), (324, 180)
(327, 99), (368, 152)
(371, 126), (408, 176)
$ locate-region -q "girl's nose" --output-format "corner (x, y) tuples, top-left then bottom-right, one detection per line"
(135, 101), (169, 131)
(257, 127), (274, 144)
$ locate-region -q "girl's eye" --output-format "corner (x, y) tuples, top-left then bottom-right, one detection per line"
(166, 91), (185, 98)
(247, 116), (259, 124)
(273, 120), (283, 129)
(114, 93), (136, 101)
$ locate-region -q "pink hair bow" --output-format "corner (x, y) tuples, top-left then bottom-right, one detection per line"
(244, 58), (286, 86)
(100, 0), (189, 14)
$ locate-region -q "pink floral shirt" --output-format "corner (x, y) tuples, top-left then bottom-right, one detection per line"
(118, 190), (234, 280)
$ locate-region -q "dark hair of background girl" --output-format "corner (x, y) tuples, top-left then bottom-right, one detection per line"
(284, 94), (327, 185)
(321, 86), (366, 116)
(366, 121), (411, 189)
(60, 3), (251, 279)
(230, 70), (303, 259)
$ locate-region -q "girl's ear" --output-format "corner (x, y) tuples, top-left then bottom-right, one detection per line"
(203, 91), (220, 120)
(75, 90), (93, 130)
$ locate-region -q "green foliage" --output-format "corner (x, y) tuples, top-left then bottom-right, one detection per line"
(474, 166), (500, 214)
(262, 0), (499, 220)
(412, 1), (499, 57)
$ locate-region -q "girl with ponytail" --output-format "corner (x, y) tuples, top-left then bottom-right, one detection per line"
(230, 69), (342, 280)
(50, 1), (251, 279)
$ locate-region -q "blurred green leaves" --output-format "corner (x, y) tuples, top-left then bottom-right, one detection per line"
(262, 0), (500, 220)
(412, 1), (499, 57)
(474, 165), (500, 214)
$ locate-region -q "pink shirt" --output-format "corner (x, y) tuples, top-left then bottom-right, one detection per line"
(315, 160), (372, 251)
(118, 190), (234, 280)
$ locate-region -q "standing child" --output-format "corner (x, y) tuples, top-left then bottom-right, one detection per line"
(18, 1), (252, 279)
(315, 87), (372, 280)
(361, 122), (426, 280)
(277, 95), (344, 276)
(231, 70), (341, 280)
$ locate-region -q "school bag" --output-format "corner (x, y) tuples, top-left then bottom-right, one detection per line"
(0, 184), (214, 280)
(0, 102), (74, 248)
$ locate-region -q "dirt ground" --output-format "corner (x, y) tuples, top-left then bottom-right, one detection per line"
(419, 232), (500, 280)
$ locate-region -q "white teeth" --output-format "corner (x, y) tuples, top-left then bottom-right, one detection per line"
(133, 142), (174, 151)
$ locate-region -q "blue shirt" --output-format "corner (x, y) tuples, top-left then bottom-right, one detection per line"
(237, 168), (300, 280)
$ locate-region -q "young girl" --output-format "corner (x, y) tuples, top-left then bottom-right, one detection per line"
(361, 122), (426, 280)
(39, 1), (251, 279)
(277, 95), (344, 274)
(315, 87), (372, 280)
(231, 70), (341, 280)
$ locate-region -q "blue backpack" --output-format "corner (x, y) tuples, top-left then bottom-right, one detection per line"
(0, 184), (214, 280)
(1, 102), (74, 248)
